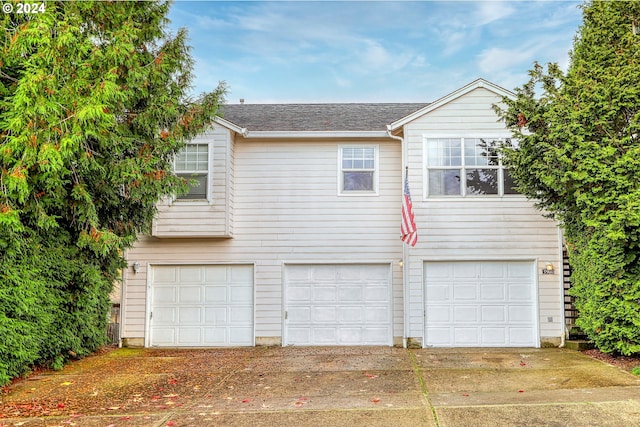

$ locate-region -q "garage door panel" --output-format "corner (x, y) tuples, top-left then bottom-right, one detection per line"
(153, 307), (176, 325)
(312, 306), (337, 322)
(454, 328), (479, 345)
(481, 284), (505, 300)
(149, 265), (253, 347)
(179, 267), (203, 282)
(338, 307), (363, 322)
(454, 306), (478, 322)
(153, 287), (177, 305)
(179, 286), (202, 303)
(338, 286), (362, 302)
(426, 306), (450, 323)
(205, 286), (227, 303)
(314, 287), (337, 301)
(482, 328), (507, 344)
(205, 307), (227, 323)
(178, 307), (203, 324)
(285, 264), (392, 346)
(365, 286), (389, 301)
(453, 285), (477, 300)
(425, 261), (536, 347)
(481, 306), (506, 322)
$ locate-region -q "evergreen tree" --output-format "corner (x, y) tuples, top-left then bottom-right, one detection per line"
(0, 0), (226, 384)
(495, 1), (640, 354)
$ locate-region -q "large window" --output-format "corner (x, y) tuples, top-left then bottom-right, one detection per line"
(339, 145), (378, 194)
(175, 143), (210, 200)
(425, 137), (517, 197)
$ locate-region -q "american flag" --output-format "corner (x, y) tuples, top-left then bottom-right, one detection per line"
(401, 171), (418, 246)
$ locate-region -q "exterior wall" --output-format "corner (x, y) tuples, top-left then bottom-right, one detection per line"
(123, 138), (404, 344)
(403, 87), (563, 346)
(152, 126), (233, 237)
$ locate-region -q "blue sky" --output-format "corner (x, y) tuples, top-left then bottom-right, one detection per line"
(168, 1), (584, 104)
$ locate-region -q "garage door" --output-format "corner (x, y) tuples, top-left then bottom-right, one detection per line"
(149, 265), (253, 347)
(424, 261), (536, 347)
(284, 264), (392, 346)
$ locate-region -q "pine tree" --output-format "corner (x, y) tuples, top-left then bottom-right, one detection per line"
(0, 0), (226, 384)
(495, 1), (640, 354)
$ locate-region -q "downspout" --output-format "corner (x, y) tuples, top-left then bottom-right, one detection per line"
(387, 125), (409, 348)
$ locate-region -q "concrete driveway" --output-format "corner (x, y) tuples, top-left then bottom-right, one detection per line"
(1, 347), (639, 426)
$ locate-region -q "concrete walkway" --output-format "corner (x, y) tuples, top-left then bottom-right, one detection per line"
(1, 347), (639, 426)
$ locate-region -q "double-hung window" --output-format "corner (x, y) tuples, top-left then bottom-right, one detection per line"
(425, 137), (517, 197)
(174, 142), (211, 200)
(339, 145), (378, 195)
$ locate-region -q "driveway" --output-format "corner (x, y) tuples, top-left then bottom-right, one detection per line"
(1, 347), (639, 426)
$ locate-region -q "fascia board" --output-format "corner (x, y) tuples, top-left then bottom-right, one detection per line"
(243, 131), (391, 139)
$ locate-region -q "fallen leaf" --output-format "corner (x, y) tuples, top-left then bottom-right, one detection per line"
(371, 397), (381, 403)
(163, 394), (179, 398)
(518, 390), (524, 393)
(60, 382), (73, 386)
(462, 394), (470, 397)
(168, 379), (178, 385)
(167, 422), (176, 427)
(57, 403), (65, 409)
(363, 373), (378, 379)
(241, 398), (252, 403)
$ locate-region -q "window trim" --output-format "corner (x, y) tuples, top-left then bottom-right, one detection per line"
(423, 134), (519, 199)
(337, 144), (380, 196)
(173, 140), (214, 204)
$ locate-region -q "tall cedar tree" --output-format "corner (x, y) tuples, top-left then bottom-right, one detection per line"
(494, 1), (640, 355)
(0, 0), (226, 384)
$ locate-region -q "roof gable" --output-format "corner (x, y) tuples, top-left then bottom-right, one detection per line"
(388, 79), (514, 131)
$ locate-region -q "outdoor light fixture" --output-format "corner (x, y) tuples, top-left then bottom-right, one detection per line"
(542, 262), (555, 275)
(398, 260), (404, 268)
(132, 262), (140, 273)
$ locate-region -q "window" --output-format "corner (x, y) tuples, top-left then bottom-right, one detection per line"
(339, 145), (378, 194)
(425, 137), (517, 197)
(175, 143), (210, 200)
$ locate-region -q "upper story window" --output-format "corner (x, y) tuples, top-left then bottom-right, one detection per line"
(339, 145), (379, 195)
(174, 142), (211, 200)
(424, 137), (517, 197)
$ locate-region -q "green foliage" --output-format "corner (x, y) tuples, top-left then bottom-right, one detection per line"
(494, 1), (640, 355)
(0, 0), (226, 385)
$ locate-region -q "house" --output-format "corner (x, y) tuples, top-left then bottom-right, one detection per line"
(120, 79), (564, 349)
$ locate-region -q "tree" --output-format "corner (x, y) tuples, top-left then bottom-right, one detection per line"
(0, 0), (226, 384)
(494, 1), (640, 355)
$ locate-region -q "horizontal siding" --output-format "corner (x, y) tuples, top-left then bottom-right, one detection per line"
(403, 86), (564, 344)
(152, 127), (232, 237)
(124, 140), (405, 340)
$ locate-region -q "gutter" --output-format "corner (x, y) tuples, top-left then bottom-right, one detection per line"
(387, 125), (410, 349)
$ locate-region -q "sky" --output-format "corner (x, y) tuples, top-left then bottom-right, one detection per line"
(168, 1), (584, 104)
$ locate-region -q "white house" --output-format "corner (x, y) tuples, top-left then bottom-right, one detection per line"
(120, 79), (564, 349)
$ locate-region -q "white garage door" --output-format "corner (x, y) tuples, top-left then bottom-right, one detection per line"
(424, 261), (537, 347)
(149, 265), (253, 347)
(284, 264), (392, 346)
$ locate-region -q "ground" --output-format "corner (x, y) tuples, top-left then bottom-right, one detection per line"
(583, 349), (640, 373)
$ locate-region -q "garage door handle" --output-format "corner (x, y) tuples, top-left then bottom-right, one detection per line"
(285, 311), (288, 320)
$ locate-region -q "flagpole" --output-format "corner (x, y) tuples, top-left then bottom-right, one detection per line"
(402, 166), (409, 348)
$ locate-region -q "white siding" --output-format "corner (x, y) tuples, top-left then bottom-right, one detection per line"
(152, 126), (233, 237)
(403, 87), (563, 345)
(124, 138), (404, 343)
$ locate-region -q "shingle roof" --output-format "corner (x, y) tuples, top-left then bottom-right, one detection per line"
(219, 103), (429, 132)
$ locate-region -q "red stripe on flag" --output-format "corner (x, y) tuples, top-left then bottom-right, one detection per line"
(401, 173), (417, 246)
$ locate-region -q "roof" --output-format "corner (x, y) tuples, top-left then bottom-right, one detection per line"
(219, 103), (429, 132)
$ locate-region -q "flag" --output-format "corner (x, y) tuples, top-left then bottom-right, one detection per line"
(401, 171), (418, 246)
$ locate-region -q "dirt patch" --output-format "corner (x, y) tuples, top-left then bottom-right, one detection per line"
(583, 349), (640, 373)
